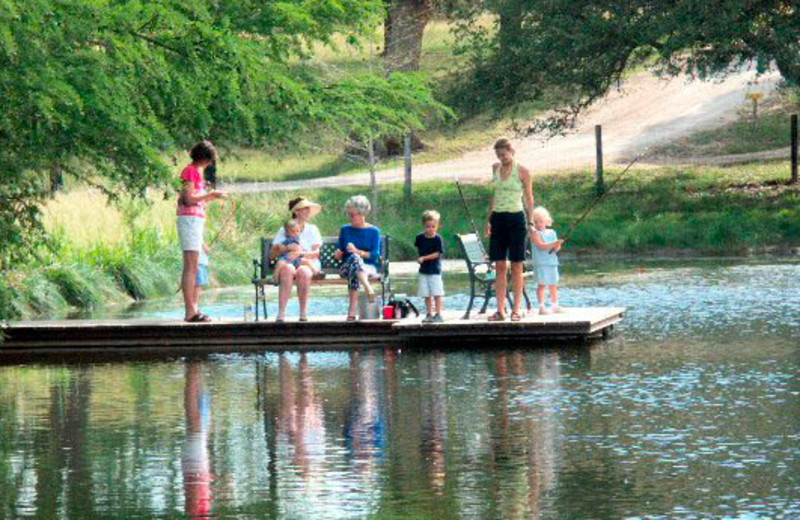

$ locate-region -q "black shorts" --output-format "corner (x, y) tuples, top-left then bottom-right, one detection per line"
(489, 211), (527, 262)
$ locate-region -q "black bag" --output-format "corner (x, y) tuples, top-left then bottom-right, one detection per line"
(388, 295), (419, 319)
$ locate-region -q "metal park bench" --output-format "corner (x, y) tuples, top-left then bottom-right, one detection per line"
(251, 235), (391, 321)
(455, 233), (532, 319)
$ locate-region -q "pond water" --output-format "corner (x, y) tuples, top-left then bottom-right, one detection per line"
(1, 259), (799, 519)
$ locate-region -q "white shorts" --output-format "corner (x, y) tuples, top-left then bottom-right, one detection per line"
(418, 274), (444, 298)
(177, 216), (205, 251)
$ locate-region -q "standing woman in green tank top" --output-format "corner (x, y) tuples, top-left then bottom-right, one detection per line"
(485, 137), (535, 321)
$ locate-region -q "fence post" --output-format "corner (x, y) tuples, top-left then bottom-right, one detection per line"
(404, 133), (412, 201)
(791, 114), (798, 185)
(595, 125), (604, 196)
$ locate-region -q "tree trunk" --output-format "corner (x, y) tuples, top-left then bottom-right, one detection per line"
(49, 164), (63, 195)
(495, 0), (526, 98)
(774, 53), (800, 87)
(383, 0), (434, 73)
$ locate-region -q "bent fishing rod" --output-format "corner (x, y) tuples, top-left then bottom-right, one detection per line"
(550, 151), (646, 253)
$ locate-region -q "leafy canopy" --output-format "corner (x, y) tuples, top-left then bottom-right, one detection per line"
(448, 0), (800, 121)
(0, 0), (446, 266)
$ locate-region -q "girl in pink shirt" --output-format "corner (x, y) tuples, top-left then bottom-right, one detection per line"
(177, 141), (226, 322)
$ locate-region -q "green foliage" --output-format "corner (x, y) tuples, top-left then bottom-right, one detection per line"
(317, 72), (455, 144)
(0, 277), (21, 322)
(0, 0), (448, 270)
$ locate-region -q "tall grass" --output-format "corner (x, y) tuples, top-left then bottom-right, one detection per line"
(2, 189), (255, 319)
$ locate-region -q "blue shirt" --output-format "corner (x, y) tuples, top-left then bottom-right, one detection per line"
(532, 229), (559, 266)
(415, 233), (444, 275)
(338, 225), (381, 267)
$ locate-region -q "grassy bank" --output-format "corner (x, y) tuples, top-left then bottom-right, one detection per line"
(240, 159), (800, 257)
(3, 159), (800, 321)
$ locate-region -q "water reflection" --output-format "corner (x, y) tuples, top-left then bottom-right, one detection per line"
(33, 369), (93, 517)
(0, 337), (798, 518)
(183, 361), (213, 518)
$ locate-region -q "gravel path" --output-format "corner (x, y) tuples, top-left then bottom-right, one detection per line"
(224, 68), (781, 194)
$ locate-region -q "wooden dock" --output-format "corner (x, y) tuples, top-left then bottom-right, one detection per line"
(1, 307), (624, 356)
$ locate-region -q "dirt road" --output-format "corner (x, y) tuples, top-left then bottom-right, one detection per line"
(225, 68), (781, 194)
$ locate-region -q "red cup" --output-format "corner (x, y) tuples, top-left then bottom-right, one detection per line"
(383, 305), (395, 319)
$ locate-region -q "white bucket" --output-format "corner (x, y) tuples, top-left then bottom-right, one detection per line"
(358, 292), (381, 319)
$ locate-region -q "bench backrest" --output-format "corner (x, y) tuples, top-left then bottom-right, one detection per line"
(456, 233), (489, 270)
(456, 232), (534, 272)
(259, 235), (389, 279)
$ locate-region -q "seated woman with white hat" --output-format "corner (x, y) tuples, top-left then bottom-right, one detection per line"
(269, 196), (323, 322)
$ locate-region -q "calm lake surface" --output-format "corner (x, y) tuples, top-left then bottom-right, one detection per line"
(1, 259), (799, 519)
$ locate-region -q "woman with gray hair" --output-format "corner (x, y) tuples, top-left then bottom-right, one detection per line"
(334, 195), (382, 321)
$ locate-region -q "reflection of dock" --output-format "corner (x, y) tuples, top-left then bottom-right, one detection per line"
(1, 307), (623, 354)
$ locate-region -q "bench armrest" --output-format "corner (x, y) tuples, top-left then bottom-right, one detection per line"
(252, 258), (262, 282)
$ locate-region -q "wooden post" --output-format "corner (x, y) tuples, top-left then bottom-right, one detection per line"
(791, 114), (798, 185)
(595, 125), (604, 196)
(404, 133), (412, 202)
(747, 92), (764, 126)
(368, 138), (379, 221)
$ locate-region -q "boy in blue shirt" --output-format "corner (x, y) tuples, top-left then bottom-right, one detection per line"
(415, 210), (445, 323)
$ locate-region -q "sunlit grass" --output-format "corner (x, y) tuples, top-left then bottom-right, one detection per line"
(42, 189), (176, 249)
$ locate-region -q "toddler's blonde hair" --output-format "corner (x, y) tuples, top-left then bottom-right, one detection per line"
(422, 210), (441, 224)
(284, 218), (301, 233)
(531, 206), (553, 226)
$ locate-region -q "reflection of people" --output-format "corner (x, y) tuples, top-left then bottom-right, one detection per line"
(177, 141), (226, 322)
(529, 207), (565, 315)
(276, 353), (328, 487)
(420, 351), (447, 493)
(415, 210), (446, 323)
(334, 196), (381, 321)
(344, 351), (386, 463)
(488, 350), (561, 518)
(270, 197), (323, 322)
(182, 362), (212, 518)
(485, 138), (534, 322)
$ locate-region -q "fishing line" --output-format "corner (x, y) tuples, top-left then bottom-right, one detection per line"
(454, 173), (493, 266)
(549, 151), (647, 253)
(174, 196), (238, 294)
(207, 197), (238, 247)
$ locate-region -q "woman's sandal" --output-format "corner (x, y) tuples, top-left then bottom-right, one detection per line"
(299, 315), (308, 322)
(510, 312), (522, 322)
(185, 313), (212, 323)
(487, 312), (506, 322)
(346, 315), (357, 322)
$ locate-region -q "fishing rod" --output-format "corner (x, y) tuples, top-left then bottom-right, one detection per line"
(207, 197), (237, 247)
(550, 151), (646, 253)
(174, 196), (237, 294)
(455, 174), (482, 239)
